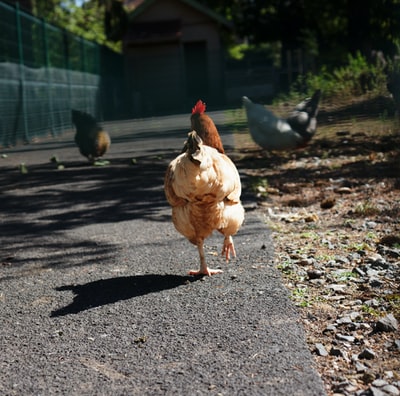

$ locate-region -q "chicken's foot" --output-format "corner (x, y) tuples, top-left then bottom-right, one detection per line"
(221, 235), (236, 262)
(188, 240), (223, 276)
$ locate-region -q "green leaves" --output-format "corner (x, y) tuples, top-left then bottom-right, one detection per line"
(32, 0), (121, 52)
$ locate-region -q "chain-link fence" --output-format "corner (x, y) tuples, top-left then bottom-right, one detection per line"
(0, 1), (123, 147)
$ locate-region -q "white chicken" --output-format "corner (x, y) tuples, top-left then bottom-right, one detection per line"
(242, 90), (321, 150)
(164, 131), (245, 276)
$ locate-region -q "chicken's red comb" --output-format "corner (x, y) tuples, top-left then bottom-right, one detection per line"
(192, 100), (206, 114)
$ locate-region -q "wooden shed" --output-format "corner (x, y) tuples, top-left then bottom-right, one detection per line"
(123, 0), (232, 116)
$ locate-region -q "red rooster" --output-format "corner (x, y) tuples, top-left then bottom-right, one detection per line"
(190, 100), (225, 153)
(165, 131), (244, 276)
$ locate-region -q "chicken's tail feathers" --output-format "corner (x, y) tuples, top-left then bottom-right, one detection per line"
(186, 130), (202, 153)
(296, 89), (322, 116)
(191, 100), (206, 115)
(309, 89), (322, 112)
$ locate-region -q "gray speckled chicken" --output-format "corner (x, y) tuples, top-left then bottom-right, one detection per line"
(242, 90), (321, 150)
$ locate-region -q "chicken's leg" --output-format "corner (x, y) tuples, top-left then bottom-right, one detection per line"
(188, 239), (223, 276)
(221, 235), (236, 262)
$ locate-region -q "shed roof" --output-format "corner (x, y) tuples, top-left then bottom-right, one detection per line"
(127, 0), (233, 29)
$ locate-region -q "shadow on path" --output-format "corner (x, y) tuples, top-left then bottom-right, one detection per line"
(51, 273), (199, 317)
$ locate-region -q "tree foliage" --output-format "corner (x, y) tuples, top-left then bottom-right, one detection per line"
(29, 0), (400, 64)
(30, 0), (121, 52)
(200, 0), (400, 66)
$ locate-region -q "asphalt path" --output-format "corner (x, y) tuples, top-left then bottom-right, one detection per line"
(0, 111), (326, 395)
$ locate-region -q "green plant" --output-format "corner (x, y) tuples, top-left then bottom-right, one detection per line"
(332, 269), (358, 281)
(354, 201), (380, 217)
(276, 260), (293, 275)
(347, 241), (374, 252)
(315, 254), (335, 261)
(291, 287), (311, 307)
(361, 305), (381, 317)
(383, 294), (400, 317)
(249, 177), (269, 198)
(280, 51), (388, 103)
(299, 231), (319, 240)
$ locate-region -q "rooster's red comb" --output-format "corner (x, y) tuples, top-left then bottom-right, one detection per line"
(192, 100), (206, 115)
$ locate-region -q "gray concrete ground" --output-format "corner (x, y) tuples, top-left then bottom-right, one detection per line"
(0, 112), (326, 395)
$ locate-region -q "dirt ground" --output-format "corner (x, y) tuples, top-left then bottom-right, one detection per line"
(233, 94), (400, 396)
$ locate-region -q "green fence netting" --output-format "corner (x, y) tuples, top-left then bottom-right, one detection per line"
(0, 1), (123, 147)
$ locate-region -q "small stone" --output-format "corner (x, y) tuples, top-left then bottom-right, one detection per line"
(385, 371), (394, 379)
(364, 299), (380, 307)
(330, 347), (344, 357)
(307, 269), (324, 279)
(359, 348), (376, 360)
(354, 267), (366, 277)
(335, 186), (352, 194)
(372, 379), (389, 387)
(382, 385), (400, 396)
(367, 254), (389, 269)
(309, 278), (325, 286)
(378, 245), (400, 258)
(363, 370), (377, 384)
(345, 384), (360, 393)
(370, 386), (388, 396)
(394, 340), (400, 350)
(375, 314), (398, 333)
(315, 343), (329, 356)
(336, 316), (353, 325)
(323, 240), (336, 250)
(335, 255), (350, 264)
(336, 333), (356, 343)
(320, 196), (336, 209)
(365, 221), (378, 229)
(366, 268), (380, 277)
(349, 311), (361, 320)
(298, 258), (314, 266)
(360, 323), (372, 330)
(355, 361), (368, 373)
(369, 277), (383, 288)
(323, 324), (337, 334)
(326, 284), (347, 293)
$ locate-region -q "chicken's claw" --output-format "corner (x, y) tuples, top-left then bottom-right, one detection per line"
(221, 236), (236, 262)
(189, 268), (223, 277)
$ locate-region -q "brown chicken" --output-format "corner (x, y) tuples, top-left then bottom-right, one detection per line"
(71, 109), (111, 163)
(164, 131), (244, 276)
(190, 100), (225, 153)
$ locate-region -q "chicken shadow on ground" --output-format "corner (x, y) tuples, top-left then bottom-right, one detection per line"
(50, 274), (199, 317)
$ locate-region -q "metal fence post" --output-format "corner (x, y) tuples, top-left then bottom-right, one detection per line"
(80, 36), (88, 110)
(15, 2), (29, 142)
(64, 29), (72, 113)
(42, 18), (55, 135)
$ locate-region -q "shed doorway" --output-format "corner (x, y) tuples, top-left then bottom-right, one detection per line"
(183, 41), (208, 102)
